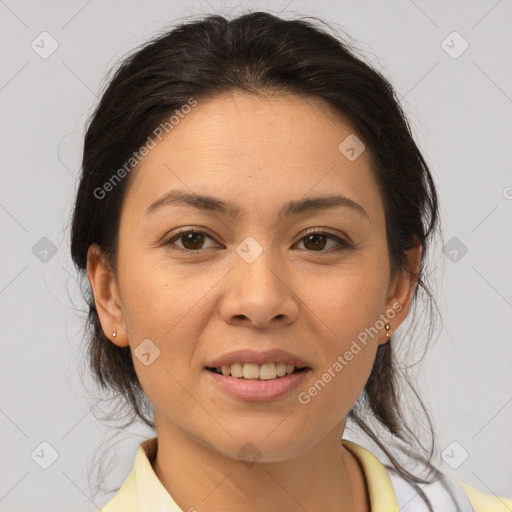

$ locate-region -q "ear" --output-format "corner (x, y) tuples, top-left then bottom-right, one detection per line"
(86, 243), (129, 347)
(378, 242), (422, 345)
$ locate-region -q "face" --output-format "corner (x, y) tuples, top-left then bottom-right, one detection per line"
(88, 91), (419, 462)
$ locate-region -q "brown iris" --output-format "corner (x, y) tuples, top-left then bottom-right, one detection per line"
(302, 233), (328, 251)
(180, 232), (206, 250)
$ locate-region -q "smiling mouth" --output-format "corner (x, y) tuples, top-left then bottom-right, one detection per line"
(205, 363), (309, 380)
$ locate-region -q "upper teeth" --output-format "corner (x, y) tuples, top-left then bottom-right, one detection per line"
(218, 362), (297, 380)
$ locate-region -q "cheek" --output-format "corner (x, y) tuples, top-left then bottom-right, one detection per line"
(306, 260), (388, 344)
(118, 251), (223, 391)
(118, 246), (201, 336)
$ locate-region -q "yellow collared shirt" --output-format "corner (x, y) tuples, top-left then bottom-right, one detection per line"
(99, 437), (512, 512)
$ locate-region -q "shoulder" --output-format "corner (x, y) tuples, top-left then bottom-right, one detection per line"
(455, 478), (512, 512)
(96, 445), (143, 512)
(98, 470), (138, 512)
(97, 436), (170, 512)
(385, 463), (512, 512)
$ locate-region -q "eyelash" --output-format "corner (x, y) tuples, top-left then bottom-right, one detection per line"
(163, 228), (351, 253)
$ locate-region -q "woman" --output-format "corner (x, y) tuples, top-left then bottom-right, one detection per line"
(70, 11), (512, 512)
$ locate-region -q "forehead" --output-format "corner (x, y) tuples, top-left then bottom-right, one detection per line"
(140, 91), (358, 158)
(122, 91), (382, 223)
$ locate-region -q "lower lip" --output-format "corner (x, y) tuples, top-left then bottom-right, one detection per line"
(204, 369), (311, 402)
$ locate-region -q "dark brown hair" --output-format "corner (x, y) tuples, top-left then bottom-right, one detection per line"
(70, 11), (442, 507)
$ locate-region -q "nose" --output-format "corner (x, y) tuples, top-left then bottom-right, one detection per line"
(219, 247), (299, 329)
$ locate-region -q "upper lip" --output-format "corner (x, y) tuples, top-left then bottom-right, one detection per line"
(206, 349), (310, 369)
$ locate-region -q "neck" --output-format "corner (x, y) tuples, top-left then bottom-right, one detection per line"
(151, 423), (370, 512)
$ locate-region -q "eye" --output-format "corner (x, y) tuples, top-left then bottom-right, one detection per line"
(163, 229), (219, 251)
(163, 228), (350, 253)
(295, 230), (350, 252)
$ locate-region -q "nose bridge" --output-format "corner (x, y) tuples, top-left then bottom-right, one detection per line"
(234, 234), (284, 295)
(220, 235), (298, 327)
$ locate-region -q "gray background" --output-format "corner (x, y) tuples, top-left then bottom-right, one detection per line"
(0, 0), (511, 510)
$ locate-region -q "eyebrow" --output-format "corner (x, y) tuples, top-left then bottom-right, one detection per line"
(144, 189), (369, 221)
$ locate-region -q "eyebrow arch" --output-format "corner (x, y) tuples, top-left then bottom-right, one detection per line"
(144, 189), (369, 221)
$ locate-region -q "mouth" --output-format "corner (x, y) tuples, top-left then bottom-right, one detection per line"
(204, 362), (312, 402)
(205, 363), (310, 380)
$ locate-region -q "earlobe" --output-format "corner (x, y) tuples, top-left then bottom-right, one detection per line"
(86, 244), (129, 347)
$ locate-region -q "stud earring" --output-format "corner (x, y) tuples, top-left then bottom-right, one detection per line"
(385, 324), (390, 338)
(112, 331), (117, 338)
